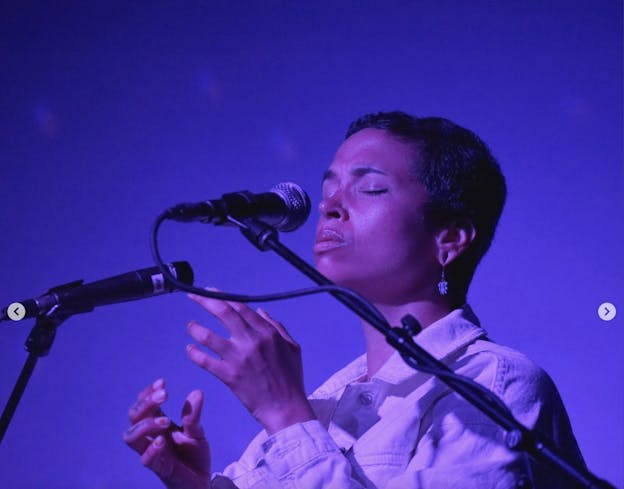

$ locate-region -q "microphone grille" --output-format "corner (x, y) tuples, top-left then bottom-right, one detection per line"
(271, 182), (311, 232)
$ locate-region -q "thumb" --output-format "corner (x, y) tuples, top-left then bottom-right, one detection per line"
(181, 390), (204, 439)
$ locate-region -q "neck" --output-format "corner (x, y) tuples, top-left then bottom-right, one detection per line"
(361, 297), (455, 380)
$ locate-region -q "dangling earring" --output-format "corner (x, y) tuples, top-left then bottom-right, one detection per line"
(437, 264), (449, 296)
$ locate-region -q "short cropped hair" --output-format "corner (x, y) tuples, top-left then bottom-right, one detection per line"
(346, 111), (507, 298)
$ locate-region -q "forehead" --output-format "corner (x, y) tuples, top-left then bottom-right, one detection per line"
(325, 128), (418, 179)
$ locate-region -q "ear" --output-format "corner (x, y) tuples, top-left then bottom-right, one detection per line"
(434, 217), (476, 266)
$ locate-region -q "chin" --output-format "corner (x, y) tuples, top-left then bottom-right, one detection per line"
(314, 258), (353, 283)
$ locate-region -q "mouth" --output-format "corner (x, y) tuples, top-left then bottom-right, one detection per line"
(314, 228), (347, 253)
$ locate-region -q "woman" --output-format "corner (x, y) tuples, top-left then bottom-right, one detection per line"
(124, 111), (584, 488)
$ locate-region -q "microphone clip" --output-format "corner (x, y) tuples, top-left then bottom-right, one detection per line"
(238, 218), (279, 252)
(1, 279), (89, 323)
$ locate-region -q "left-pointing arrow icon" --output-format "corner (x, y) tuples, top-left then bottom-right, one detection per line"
(7, 302), (26, 321)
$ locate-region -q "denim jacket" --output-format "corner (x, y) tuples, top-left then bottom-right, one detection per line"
(213, 306), (584, 488)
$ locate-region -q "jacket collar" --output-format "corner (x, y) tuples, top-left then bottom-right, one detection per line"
(311, 305), (488, 398)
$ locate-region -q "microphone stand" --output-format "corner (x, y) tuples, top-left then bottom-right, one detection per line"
(237, 218), (616, 489)
(0, 280), (88, 444)
(0, 312), (69, 443)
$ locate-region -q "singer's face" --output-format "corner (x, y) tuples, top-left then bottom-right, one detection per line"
(313, 128), (439, 303)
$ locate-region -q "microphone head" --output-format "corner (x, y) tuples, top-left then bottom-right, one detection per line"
(271, 182), (311, 232)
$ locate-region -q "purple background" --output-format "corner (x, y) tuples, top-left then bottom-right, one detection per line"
(1, 2), (622, 487)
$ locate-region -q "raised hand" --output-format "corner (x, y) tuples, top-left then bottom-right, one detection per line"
(124, 379), (212, 489)
(186, 293), (316, 435)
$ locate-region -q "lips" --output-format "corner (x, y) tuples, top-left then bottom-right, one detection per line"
(314, 227), (347, 253)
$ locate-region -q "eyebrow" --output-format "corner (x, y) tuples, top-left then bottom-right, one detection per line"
(322, 166), (389, 183)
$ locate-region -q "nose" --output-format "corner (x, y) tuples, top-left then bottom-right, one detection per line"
(318, 191), (348, 220)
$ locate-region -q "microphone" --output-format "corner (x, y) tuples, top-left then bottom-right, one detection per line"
(1, 261), (194, 321)
(164, 182), (311, 232)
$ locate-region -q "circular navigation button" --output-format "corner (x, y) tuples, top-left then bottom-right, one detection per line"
(598, 302), (616, 322)
(7, 302), (26, 321)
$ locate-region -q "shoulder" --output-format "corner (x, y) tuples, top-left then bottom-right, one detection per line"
(460, 339), (556, 397)
(454, 338), (586, 473)
(454, 339), (564, 428)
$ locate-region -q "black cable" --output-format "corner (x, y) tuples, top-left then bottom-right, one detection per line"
(150, 212), (389, 325)
(150, 212), (514, 420)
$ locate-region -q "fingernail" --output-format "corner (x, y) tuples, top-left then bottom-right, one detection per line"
(155, 416), (170, 427)
(186, 344), (194, 353)
(152, 378), (164, 390)
(153, 435), (165, 447)
(152, 389), (166, 403)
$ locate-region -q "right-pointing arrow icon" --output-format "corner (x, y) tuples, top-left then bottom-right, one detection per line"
(598, 302), (616, 322)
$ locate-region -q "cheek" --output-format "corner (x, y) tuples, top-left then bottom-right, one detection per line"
(357, 203), (425, 247)
(351, 204), (389, 238)
(369, 216), (435, 269)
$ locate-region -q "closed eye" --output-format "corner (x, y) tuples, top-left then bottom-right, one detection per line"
(362, 189), (388, 195)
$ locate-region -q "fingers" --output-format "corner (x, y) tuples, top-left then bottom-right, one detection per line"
(256, 307), (298, 347)
(187, 320), (231, 355)
(128, 378), (168, 424)
(124, 415), (172, 455)
(186, 292), (301, 389)
(140, 435), (176, 481)
(137, 377), (164, 401)
(186, 343), (227, 380)
(188, 292), (249, 338)
(141, 434), (212, 489)
(188, 292), (273, 337)
(125, 386), (204, 454)
(188, 291), (298, 345)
